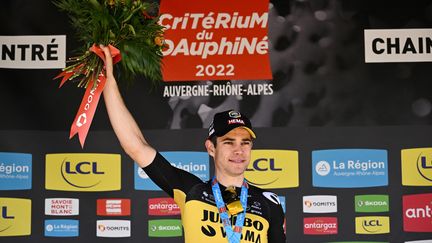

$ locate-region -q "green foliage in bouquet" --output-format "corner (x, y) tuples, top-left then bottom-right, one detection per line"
(54, 0), (164, 88)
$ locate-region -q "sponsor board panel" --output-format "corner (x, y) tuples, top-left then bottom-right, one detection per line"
(0, 152), (32, 190)
(44, 219), (79, 237)
(45, 153), (121, 192)
(303, 195), (337, 213)
(45, 198), (79, 216)
(97, 199), (131, 216)
(0, 198), (31, 236)
(148, 219), (183, 237)
(355, 216), (390, 234)
(245, 150), (299, 189)
(148, 198), (180, 216)
(403, 193), (432, 232)
(355, 195), (389, 213)
(312, 149), (388, 188)
(96, 220), (131, 238)
(401, 148), (432, 186)
(135, 151), (209, 191)
(303, 217), (338, 235)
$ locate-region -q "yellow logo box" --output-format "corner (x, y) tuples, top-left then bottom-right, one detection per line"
(355, 216), (390, 234)
(245, 150), (299, 189)
(401, 148), (432, 186)
(0, 198), (31, 236)
(45, 153), (121, 191)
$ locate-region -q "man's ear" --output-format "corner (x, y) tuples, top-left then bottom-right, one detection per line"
(205, 139), (215, 157)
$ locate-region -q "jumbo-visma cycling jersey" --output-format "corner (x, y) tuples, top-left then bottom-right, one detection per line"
(143, 152), (286, 243)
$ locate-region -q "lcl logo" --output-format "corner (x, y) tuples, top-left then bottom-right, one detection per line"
(1, 206), (14, 219)
(246, 158), (282, 171)
(246, 150), (299, 189)
(63, 161), (104, 174)
(363, 219), (383, 227)
(361, 219), (385, 233)
(418, 154), (432, 181)
(61, 159), (105, 188)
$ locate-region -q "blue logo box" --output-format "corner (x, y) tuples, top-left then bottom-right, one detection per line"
(44, 219), (79, 237)
(312, 149), (388, 188)
(0, 152), (32, 190)
(135, 151), (209, 191)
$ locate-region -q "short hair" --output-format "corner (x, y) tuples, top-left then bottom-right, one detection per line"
(210, 136), (217, 147)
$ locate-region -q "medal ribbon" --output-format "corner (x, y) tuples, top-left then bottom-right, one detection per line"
(211, 176), (248, 243)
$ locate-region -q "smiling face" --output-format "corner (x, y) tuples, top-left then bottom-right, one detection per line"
(205, 127), (253, 184)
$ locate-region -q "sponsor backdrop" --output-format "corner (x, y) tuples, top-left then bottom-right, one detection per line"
(1, 127), (432, 243)
(1, 0), (432, 243)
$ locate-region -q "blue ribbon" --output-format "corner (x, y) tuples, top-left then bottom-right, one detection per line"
(211, 176), (248, 243)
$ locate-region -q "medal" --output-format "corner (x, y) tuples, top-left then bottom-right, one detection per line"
(223, 186), (244, 215)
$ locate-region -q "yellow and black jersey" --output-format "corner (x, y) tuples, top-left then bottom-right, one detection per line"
(143, 152), (286, 243)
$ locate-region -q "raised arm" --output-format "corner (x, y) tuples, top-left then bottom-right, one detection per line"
(101, 45), (156, 167)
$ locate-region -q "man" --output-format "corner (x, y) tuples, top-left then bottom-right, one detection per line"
(101, 45), (286, 243)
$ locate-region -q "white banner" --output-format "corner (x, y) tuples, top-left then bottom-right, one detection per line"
(364, 29), (432, 62)
(0, 35), (66, 69)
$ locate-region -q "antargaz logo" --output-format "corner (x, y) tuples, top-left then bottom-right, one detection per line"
(45, 153), (121, 191)
(0, 198), (31, 236)
(245, 150), (298, 189)
(355, 216), (390, 234)
(401, 148), (432, 186)
(403, 193), (432, 232)
(303, 217), (338, 235)
(148, 198), (180, 216)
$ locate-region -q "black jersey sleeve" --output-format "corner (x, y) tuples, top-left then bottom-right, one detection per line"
(265, 194), (286, 243)
(268, 202), (286, 243)
(142, 152), (203, 198)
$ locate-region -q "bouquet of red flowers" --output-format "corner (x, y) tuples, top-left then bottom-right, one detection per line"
(54, 0), (164, 147)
